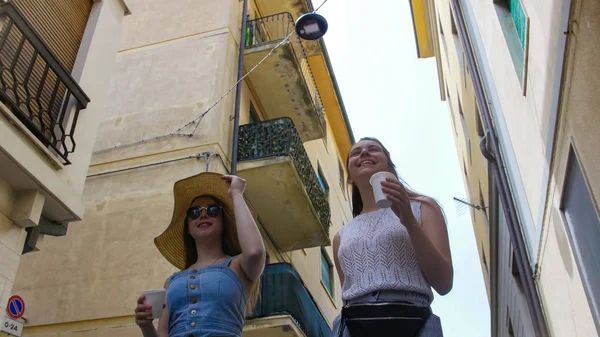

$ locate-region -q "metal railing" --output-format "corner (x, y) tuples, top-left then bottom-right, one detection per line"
(237, 117), (331, 232)
(0, 2), (90, 164)
(245, 12), (294, 48)
(249, 263), (331, 337)
(245, 13), (326, 133)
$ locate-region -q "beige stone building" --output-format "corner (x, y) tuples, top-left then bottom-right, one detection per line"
(0, 0), (130, 332)
(10, 0), (355, 336)
(410, 0), (600, 336)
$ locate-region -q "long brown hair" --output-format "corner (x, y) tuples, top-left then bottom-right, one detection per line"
(347, 137), (441, 218)
(183, 197), (261, 316)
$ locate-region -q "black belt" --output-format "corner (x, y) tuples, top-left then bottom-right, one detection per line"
(338, 302), (432, 337)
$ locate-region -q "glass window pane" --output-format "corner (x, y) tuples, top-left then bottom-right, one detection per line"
(562, 150), (600, 319)
(321, 251), (332, 294)
(317, 167), (328, 194)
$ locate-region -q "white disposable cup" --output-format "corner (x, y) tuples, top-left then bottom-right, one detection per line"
(369, 171), (397, 209)
(143, 289), (166, 319)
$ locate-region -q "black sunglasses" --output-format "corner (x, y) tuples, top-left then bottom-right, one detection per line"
(186, 204), (222, 220)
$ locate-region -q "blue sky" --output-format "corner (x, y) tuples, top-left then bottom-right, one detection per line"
(317, 0), (491, 335)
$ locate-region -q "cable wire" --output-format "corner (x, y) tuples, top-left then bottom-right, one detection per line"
(97, 3), (329, 153)
(314, 0), (330, 11)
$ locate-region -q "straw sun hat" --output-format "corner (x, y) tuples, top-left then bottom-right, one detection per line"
(154, 172), (251, 270)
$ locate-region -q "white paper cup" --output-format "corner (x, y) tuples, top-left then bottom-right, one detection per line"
(143, 289), (166, 319)
(370, 171), (397, 209)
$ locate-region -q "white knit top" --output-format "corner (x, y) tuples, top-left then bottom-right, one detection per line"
(338, 200), (434, 303)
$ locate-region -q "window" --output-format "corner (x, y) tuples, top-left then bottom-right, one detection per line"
(561, 147), (600, 320)
(323, 123), (328, 148)
(507, 311), (515, 337)
(247, 102), (260, 124)
(338, 160), (346, 197)
(475, 104), (485, 138)
(481, 242), (489, 279)
(458, 99), (471, 164)
(479, 183), (489, 235)
(510, 247), (523, 291)
(462, 52), (467, 88)
(439, 17), (450, 71)
(463, 160), (474, 216)
(321, 248), (334, 296)
(317, 165), (329, 196)
(346, 184), (351, 202)
(449, 4), (465, 84)
(446, 84), (458, 137)
(494, 0), (529, 90)
(450, 3), (458, 35)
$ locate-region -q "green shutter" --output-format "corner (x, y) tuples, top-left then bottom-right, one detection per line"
(317, 167), (328, 194)
(321, 252), (332, 295)
(508, 0), (527, 49)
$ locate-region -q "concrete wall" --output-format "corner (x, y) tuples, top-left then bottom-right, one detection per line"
(0, 0), (127, 318)
(536, 0), (600, 335)
(435, 0), (491, 299)
(444, 0), (600, 335)
(0, 178), (28, 311)
(464, 0), (569, 258)
(13, 0), (352, 335)
(14, 0), (242, 328)
(91, 0), (242, 166)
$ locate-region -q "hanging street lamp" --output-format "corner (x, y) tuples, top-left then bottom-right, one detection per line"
(295, 12), (329, 40)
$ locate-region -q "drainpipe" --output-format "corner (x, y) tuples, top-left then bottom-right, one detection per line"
(450, 1), (550, 336)
(488, 173), (500, 337)
(230, 0), (249, 175)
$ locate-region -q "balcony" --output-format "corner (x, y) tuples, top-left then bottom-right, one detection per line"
(0, 2), (90, 164)
(237, 118), (331, 251)
(244, 12), (326, 142)
(244, 263), (331, 337)
(250, 0), (312, 26)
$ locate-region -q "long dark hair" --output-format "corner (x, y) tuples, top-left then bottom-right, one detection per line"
(182, 197), (260, 316)
(347, 137), (438, 218)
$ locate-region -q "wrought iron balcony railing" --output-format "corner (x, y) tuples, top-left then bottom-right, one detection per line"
(245, 12), (326, 130)
(249, 263), (331, 337)
(238, 117), (331, 233)
(245, 12), (294, 49)
(0, 2), (90, 164)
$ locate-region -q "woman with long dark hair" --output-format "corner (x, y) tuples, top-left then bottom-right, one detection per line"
(134, 172), (265, 337)
(332, 138), (453, 337)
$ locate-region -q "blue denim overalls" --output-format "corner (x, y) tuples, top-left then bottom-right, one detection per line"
(166, 256), (247, 337)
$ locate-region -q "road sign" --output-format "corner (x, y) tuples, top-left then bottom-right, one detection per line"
(1, 316), (23, 337)
(6, 296), (24, 320)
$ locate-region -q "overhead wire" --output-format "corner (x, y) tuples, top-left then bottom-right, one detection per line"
(97, 0), (331, 153)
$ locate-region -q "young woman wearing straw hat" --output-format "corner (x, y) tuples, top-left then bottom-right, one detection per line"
(134, 172), (266, 337)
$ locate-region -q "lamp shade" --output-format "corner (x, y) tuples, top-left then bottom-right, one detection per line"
(295, 12), (328, 40)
